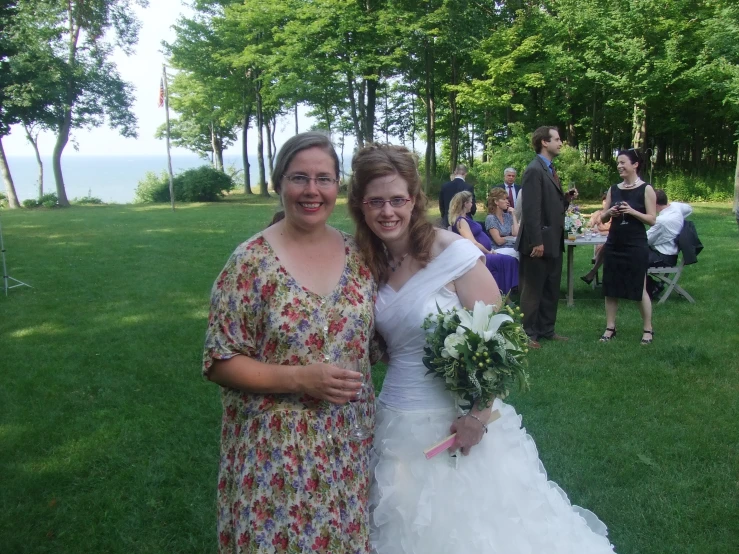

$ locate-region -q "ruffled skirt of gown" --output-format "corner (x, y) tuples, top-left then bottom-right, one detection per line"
(369, 399), (616, 554)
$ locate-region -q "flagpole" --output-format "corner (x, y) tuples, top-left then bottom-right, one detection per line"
(162, 64), (175, 212)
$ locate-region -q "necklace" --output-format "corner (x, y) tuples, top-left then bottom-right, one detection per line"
(388, 252), (409, 272)
(621, 178), (643, 189)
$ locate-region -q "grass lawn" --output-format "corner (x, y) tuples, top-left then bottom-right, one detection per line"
(1, 195), (737, 553)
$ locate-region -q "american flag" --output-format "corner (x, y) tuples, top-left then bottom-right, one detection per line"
(157, 77), (164, 108)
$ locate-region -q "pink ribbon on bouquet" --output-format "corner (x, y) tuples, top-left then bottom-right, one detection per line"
(423, 410), (501, 459)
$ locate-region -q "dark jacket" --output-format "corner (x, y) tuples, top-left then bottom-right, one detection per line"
(495, 183), (522, 201)
(677, 220), (703, 265)
(515, 155), (570, 258)
(439, 178), (475, 228)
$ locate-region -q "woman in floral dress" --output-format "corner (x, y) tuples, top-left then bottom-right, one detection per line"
(203, 132), (377, 553)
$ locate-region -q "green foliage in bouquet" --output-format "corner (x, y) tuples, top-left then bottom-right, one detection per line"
(422, 300), (529, 411)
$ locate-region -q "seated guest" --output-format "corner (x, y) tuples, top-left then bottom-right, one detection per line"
(484, 187), (520, 259)
(645, 189), (692, 298)
(580, 193), (611, 284)
(648, 189), (692, 267)
(449, 190), (519, 295)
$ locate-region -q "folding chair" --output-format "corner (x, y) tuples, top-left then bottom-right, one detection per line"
(647, 254), (695, 304)
(648, 219), (702, 304)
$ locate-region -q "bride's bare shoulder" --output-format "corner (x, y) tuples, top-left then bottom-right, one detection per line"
(430, 228), (463, 256)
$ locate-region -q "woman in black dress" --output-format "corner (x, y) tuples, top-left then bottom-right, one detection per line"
(599, 149), (657, 344)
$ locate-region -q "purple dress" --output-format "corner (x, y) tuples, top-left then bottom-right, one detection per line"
(454, 216), (519, 294)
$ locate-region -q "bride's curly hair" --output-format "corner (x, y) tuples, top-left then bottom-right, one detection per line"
(348, 143), (437, 284)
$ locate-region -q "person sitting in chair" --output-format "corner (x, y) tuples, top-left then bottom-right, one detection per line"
(647, 189), (692, 268)
(646, 189), (692, 298)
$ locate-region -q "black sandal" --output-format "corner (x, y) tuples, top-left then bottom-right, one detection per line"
(641, 330), (654, 345)
(599, 327), (616, 342)
(580, 274), (595, 285)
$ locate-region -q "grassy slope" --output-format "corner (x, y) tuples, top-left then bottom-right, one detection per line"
(0, 197), (737, 553)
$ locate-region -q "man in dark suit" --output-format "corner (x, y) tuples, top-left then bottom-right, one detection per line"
(494, 167), (521, 211)
(439, 164), (475, 228)
(515, 127), (577, 348)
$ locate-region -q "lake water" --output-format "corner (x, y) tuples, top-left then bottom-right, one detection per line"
(2, 154), (292, 204)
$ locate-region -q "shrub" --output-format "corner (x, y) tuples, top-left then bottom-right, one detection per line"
(22, 193), (59, 209)
(0, 192), (6, 208)
(656, 170), (734, 202)
(40, 193), (59, 208)
(175, 166), (234, 202)
(134, 166), (234, 203)
(134, 171), (171, 203)
(72, 196), (104, 205)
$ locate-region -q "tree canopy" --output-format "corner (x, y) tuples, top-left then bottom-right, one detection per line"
(162, 0), (737, 196)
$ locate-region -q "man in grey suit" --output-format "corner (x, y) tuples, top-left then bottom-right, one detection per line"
(439, 165), (475, 228)
(494, 168), (521, 211)
(515, 127), (577, 348)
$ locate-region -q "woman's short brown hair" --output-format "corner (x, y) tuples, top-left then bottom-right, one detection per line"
(487, 187), (508, 213)
(271, 132), (340, 195)
(348, 144), (436, 284)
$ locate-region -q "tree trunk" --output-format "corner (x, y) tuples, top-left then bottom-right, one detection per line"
(270, 115), (277, 169)
(589, 89), (597, 162)
(52, 5), (80, 208)
(449, 55), (459, 173)
(242, 105), (252, 194)
(52, 114), (71, 206)
(340, 128), (346, 179)
(211, 123), (224, 171)
(424, 39), (435, 191)
(0, 138), (21, 208)
(733, 139), (738, 217)
(632, 102), (646, 150)
(656, 137), (666, 167)
(255, 79), (268, 196)
(23, 124), (44, 199)
(346, 68), (364, 148)
(365, 76), (377, 143)
(265, 117), (274, 182)
(294, 101), (299, 135)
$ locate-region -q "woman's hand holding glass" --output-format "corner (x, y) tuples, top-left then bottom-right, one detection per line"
(609, 203), (624, 219)
(345, 359), (372, 441)
(295, 363), (363, 405)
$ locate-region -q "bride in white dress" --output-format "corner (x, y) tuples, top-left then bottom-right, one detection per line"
(348, 144), (617, 554)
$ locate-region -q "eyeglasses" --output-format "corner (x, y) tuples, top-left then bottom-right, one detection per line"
(362, 197), (412, 210)
(283, 174), (339, 187)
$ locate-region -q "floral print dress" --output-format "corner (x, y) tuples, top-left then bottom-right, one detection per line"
(203, 231), (377, 554)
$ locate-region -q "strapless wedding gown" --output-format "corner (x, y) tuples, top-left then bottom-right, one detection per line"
(370, 239), (616, 554)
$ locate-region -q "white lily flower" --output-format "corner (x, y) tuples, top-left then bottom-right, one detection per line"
(456, 301), (513, 341)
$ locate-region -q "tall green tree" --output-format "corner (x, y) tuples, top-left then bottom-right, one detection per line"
(0, 0), (22, 208)
(38, 0), (148, 206)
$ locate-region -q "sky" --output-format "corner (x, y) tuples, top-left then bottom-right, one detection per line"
(3, 0), (318, 159)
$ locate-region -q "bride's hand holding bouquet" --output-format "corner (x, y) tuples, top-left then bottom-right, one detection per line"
(422, 300), (530, 458)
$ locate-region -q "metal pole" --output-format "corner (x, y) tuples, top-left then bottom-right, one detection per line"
(163, 64), (175, 212)
(0, 211), (32, 296)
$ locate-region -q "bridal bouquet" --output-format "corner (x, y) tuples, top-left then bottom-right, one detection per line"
(421, 301), (529, 411)
(565, 206), (585, 235)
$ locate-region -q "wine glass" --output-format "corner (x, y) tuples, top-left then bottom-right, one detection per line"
(345, 359), (372, 442)
(618, 202), (630, 225)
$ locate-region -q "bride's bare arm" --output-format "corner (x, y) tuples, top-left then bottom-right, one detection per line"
(447, 257), (502, 455)
(454, 259), (502, 309)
